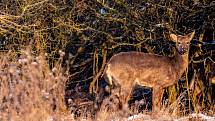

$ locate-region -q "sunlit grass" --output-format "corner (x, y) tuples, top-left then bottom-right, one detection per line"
(0, 49), (69, 121)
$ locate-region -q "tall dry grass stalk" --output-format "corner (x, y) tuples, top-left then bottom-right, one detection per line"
(0, 49), (69, 121)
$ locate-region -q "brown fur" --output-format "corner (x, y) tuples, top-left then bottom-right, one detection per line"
(104, 32), (195, 113)
(212, 77), (215, 84)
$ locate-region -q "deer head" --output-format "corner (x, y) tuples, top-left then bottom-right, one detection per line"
(170, 31), (195, 54)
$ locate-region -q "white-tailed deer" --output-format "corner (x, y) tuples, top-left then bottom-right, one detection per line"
(103, 32), (195, 113)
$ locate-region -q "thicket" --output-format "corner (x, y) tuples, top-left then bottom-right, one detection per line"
(0, 0), (214, 119)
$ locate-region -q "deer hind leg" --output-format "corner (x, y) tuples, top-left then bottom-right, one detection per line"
(152, 87), (164, 113)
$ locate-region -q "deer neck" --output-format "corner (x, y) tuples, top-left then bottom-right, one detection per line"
(174, 51), (189, 76)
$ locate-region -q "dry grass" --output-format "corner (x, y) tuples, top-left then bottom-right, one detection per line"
(0, 0), (214, 120)
(0, 48), (69, 121)
(95, 90), (215, 121)
(0, 48), (214, 121)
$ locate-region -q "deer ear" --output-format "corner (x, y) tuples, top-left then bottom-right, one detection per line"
(170, 34), (177, 42)
(188, 31), (195, 41)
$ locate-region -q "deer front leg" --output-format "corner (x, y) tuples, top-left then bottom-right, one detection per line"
(118, 85), (134, 116)
(152, 87), (164, 113)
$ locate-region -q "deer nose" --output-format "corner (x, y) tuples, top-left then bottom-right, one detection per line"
(178, 46), (187, 54)
(181, 47), (185, 52)
(181, 47), (185, 51)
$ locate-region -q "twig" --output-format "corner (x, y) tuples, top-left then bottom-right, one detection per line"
(191, 57), (215, 64)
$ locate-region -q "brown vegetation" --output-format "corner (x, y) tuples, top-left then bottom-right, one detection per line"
(0, 49), (69, 121)
(0, 0), (215, 120)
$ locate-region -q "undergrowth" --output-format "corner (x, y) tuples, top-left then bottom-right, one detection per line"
(0, 49), (69, 121)
(0, 0), (215, 120)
